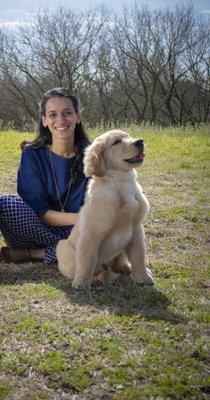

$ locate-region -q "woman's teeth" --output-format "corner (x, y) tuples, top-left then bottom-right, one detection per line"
(55, 127), (68, 131)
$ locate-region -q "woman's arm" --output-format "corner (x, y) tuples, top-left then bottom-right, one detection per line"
(17, 149), (51, 216)
(40, 210), (79, 226)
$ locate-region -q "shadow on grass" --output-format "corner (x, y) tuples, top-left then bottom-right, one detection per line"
(0, 262), (185, 324)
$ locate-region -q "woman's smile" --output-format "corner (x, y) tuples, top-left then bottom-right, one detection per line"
(55, 126), (69, 131)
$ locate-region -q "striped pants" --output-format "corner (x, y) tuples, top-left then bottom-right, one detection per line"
(0, 195), (72, 263)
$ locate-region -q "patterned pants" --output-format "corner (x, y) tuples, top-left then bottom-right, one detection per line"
(0, 195), (72, 263)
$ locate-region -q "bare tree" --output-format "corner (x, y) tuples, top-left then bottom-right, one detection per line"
(110, 4), (210, 125)
(0, 6), (106, 127)
(0, 3), (209, 128)
(156, 5), (209, 124)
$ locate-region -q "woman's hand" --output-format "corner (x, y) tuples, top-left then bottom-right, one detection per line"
(40, 210), (79, 226)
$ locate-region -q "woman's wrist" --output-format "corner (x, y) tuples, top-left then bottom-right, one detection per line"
(41, 210), (78, 226)
(68, 212), (78, 225)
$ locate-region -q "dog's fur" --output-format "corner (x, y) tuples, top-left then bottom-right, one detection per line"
(56, 130), (154, 288)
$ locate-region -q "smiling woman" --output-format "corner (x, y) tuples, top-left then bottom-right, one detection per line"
(0, 87), (91, 264)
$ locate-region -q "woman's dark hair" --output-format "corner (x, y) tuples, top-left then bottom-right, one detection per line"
(21, 87), (91, 180)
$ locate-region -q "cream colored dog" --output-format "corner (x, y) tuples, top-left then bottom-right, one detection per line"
(56, 130), (154, 289)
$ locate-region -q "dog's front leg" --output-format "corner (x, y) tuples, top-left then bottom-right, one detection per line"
(72, 232), (104, 289)
(126, 225), (154, 285)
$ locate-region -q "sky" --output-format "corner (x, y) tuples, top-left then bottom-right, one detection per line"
(0, 0), (209, 25)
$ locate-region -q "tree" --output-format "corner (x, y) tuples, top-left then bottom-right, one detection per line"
(0, 3), (209, 128)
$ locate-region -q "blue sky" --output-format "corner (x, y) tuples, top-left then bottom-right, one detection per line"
(0, 0), (209, 23)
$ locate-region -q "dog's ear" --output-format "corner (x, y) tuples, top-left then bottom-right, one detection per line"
(84, 141), (106, 177)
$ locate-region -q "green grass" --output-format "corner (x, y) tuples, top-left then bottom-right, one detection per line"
(0, 124), (209, 399)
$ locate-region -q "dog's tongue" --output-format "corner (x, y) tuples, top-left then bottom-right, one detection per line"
(139, 151), (146, 159)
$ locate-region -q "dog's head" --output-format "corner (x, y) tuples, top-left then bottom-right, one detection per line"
(84, 130), (146, 177)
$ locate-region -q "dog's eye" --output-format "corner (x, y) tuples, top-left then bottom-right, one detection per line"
(112, 140), (122, 146)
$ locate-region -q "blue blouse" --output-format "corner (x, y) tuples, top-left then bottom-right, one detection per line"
(17, 147), (88, 217)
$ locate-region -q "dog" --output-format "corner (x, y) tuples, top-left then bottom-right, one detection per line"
(56, 129), (154, 288)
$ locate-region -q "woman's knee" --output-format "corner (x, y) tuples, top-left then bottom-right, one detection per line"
(0, 195), (21, 214)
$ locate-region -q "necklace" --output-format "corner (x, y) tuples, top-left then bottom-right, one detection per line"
(49, 149), (73, 213)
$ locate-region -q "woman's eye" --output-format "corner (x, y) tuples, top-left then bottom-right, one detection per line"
(48, 113), (56, 119)
(112, 140), (122, 146)
(64, 111), (73, 116)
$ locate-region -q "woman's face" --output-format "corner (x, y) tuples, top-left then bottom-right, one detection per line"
(42, 96), (81, 143)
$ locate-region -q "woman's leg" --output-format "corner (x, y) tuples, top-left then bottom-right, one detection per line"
(0, 195), (71, 263)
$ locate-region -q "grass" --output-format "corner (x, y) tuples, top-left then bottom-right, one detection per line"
(0, 124), (209, 399)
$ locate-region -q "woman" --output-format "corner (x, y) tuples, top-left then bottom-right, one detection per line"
(0, 87), (91, 263)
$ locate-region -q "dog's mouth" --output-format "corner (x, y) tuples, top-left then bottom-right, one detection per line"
(124, 150), (145, 164)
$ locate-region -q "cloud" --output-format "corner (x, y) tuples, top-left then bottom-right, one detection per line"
(202, 9), (210, 14)
(0, 20), (35, 29)
(0, 7), (37, 30)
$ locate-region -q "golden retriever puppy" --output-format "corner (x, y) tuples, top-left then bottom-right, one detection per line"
(56, 129), (154, 288)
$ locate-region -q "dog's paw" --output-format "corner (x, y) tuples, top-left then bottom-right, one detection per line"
(57, 263), (74, 280)
(132, 268), (155, 286)
(112, 263), (131, 275)
(92, 271), (108, 284)
(72, 276), (91, 289)
(111, 253), (131, 275)
(120, 264), (131, 275)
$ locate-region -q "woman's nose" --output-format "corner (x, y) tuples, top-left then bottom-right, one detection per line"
(56, 113), (66, 122)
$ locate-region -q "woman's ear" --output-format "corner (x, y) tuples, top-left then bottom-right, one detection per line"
(84, 141), (106, 177)
(42, 116), (47, 127)
(76, 111), (81, 124)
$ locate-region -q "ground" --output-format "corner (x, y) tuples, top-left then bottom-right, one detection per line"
(0, 124), (209, 399)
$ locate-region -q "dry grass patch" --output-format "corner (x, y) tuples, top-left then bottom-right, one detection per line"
(0, 124), (209, 399)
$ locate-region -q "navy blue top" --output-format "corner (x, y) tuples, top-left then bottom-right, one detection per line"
(17, 147), (88, 217)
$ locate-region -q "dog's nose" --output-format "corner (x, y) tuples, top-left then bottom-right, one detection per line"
(134, 139), (144, 149)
